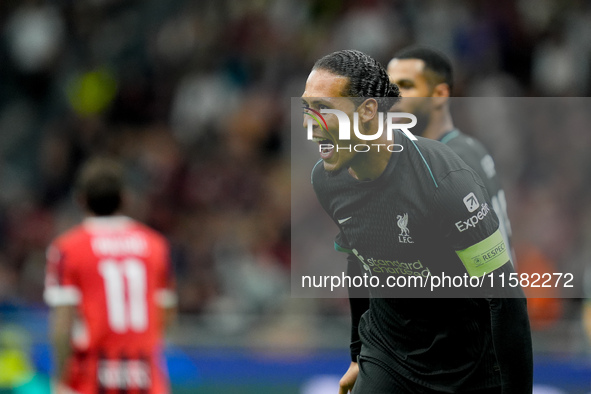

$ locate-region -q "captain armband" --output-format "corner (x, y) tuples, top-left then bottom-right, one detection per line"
(455, 229), (510, 277)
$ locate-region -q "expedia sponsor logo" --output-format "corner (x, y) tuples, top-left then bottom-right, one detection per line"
(455, 203), (490, 232)
(463, 192), (479, 212)
(471, 241), (506, 267)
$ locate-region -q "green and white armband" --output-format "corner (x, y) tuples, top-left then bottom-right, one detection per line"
(456, 229), (510, 277)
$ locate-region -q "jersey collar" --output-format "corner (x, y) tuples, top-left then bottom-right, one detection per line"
(439, 129), (460, 144)
(83, 215), (133, 231)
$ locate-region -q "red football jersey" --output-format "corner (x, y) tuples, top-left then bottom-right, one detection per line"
(45, 216), (176, 394)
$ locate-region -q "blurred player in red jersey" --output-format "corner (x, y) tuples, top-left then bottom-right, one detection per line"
(44, 157), (177, 394)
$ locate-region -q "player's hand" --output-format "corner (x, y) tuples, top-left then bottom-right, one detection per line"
(339, 361), (359, 394)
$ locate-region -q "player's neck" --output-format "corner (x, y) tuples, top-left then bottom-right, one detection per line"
(422, 108), (454, 141)
(84, 211), (126, 220)
(347, 136), (393, 181)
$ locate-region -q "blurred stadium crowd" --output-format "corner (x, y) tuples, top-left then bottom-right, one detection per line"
(1, 0), (591, 346)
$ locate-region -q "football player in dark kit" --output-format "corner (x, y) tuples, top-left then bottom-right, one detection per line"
(301, 50), (532, 393)
(387, 46), (514, 263)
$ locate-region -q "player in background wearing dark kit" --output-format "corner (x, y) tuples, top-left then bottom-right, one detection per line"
(387, 46), (514, 263)
(302, 50), (532, 393)
(44, 157), (176, 394)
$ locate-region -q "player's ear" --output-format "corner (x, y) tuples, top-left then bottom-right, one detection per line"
(432, 83), (450, 98)
(432, 83), (450, 108)
(357, 98), (379, 124)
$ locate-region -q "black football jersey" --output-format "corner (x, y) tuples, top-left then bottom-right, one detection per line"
(311, 129), (519, 391)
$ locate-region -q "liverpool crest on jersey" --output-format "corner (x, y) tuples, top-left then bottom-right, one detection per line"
(396, 213), (413, 243)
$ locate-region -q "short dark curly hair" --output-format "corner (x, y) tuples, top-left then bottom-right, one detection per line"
(313, 49), (400, 111)
(393, 46), (453, 93)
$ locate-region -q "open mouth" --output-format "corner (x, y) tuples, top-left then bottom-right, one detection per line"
(312, 137), (335, 160)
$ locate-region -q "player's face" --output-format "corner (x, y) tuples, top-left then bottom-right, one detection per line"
(387, 58), (433, 97)
(302, 69), (360, 173)
(387, 58), (433, 115)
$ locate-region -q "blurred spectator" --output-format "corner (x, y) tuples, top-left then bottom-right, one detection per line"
(0, 0), (589, 344)
(0, 326), (49, 394)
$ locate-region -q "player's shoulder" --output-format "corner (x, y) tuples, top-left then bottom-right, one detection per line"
(127, 219), (168, 245)
(409, 134), (486, 194)
(413, 134), (461, 158)
(443, 130), (492, 158)
(443, 130), (501, 185)
(51, 223), (89, 249)
(411, 135), (471, 174)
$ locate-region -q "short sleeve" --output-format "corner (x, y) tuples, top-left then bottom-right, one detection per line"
(44, 242), (81, 307)
(433, 169), (510, 277)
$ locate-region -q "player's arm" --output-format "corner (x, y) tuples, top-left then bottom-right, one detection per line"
(44, 243), (81, 385)
(347, 253), (369, 362)
(434, 169), (533, 392)
(155, 238), (178, 332)
(156, 290), (178, 332)
(458, 242), (533, 392)
(486, 280), (533, 393)
(163, 304), (177, 331)
(311, 167), (366, 392)
(339, 253), (369, 393)
(448, 140), (515, 266)
(49, 305), (76, 382)
(332, 238), (367, 394)
(457, 228), (533, 392)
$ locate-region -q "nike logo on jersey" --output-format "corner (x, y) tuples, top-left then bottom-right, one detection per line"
(338, 217), (352, 224)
